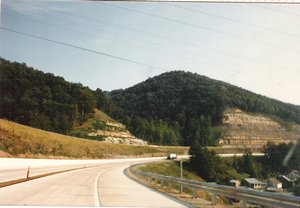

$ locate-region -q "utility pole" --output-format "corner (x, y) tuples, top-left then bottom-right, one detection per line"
(180, 160), (183, 194)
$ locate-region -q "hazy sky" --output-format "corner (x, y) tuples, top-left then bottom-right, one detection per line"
(1, 0), (300, 105)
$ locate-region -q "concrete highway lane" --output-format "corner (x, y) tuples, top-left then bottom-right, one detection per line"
(0, 165), (85, 183)
(98, 163), (186, 207)
(0, 165), (108, 206)
(0, 157), (166, 183)
(0, 160), (189, 207)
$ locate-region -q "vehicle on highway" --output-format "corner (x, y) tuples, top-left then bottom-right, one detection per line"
(167, 153), (177, 160)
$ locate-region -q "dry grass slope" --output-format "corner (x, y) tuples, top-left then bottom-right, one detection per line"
(0, 119), (188, 159)
(136, 161), (221, 206)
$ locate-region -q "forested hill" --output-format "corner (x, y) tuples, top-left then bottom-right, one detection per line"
(110, 71), (300, 146)
(1, 58), (299, 146)
(0, 58), (117, 134)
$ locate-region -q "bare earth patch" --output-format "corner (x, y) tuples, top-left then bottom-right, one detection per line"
(0, 150), (12, 158)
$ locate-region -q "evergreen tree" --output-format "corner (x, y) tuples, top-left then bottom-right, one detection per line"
(242, 152), (257, 177)
(189, 141), (230, 182)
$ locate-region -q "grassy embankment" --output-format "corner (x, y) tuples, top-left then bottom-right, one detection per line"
(137, 161), (225, 207)
(137, 160), (248, 207)
(138, 161), (212, 203)
(0, 119), (188, 159)
(139, 160), (248, 185)
(139, 160), (203, 180)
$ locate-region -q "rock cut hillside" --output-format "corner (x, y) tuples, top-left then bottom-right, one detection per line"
(2, 59), (300, 147)
(71, 109), (147, 146)
(109, 71), (300, 146)
(220, 108), (300, 147)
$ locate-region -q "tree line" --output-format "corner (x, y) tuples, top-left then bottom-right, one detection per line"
(0, 58), (107, 133)
(109, 71), (300, 146)
(1, 59), (299, 146)
(189, 142), (299, 186)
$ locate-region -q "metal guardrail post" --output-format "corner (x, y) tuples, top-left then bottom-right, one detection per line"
(241, 200), (247, 208)
(128, 163), (300, 208)
(211, 193), (216, 205)
(180, 160), (183, 194)
(145, 175), (148, 183)
(192, 189), (196, 199)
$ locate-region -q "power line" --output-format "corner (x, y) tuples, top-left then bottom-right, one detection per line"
(99, 2), (300, 55)
(57, 10), (267, 67)
(0, 26), (167, 72)
(4, 1), (299, 74)
(253, 4), (300, 19)
(11, 1), (273, 67)
(2, 3), (256, 70)
(2, 12), (235, 71)
(162, 3), (300, 39)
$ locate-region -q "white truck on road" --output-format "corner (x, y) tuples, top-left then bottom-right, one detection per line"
(167, 153), (177, 160)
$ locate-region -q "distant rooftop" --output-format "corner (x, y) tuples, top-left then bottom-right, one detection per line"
(244, 178), (265, 185)
(268, 178), (281, 184)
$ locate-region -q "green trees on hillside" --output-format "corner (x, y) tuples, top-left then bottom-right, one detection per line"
(231, 151), (261, 178)
(129, 117), (182, 145)
(189, 142), (232, 183)
(232, 143), (299, 179)
(260, 142), (299, 176)
(1, 59), (300, 146)
(0, 58), (97, 133)
(110, 71), (300, 146)
(109, 72), (228, 145)
(94, 88), (124, 121)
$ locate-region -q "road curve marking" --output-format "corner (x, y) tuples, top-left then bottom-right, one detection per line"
(94, 169), (108, 207)
(94, 171), (103, 206)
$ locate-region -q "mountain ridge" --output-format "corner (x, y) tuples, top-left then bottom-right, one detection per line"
(109, 70), (300, 145)
(1, 58), (299, 147)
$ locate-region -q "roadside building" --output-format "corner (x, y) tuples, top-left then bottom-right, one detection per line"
(241, 178), (266, 190)
(277, 175), (297, 189)
(229, 179), (241, 187)
(266, 178), (283, 192)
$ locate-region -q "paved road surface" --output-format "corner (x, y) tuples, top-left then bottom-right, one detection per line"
(98, 163), (186, 207)
(0, 159), (189, 207)
(0, 165), (85, 183)
(0, 156), (189, 183)
(0, 157), (165, 183)
(219, 153), (264, 157)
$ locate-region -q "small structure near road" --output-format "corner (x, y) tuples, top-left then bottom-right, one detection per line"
(241, 178), (266, 190)
(266, 178), (283, 192)
(277, 170), (299, 190)
(229, 179), (241, 187)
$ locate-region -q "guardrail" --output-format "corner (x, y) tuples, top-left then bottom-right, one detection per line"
(128, 163), (300, 208)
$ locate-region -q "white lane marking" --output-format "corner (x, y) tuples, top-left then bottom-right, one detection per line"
(94, 163), (125, 207)
(94, 170), (104, 207)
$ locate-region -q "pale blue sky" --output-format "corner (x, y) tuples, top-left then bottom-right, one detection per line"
(1, 0), (300, 105)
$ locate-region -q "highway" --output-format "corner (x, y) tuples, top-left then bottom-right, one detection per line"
(219, 153), (264, 157)
(0, 157), (163, 183)
(0, 157), (190, 207)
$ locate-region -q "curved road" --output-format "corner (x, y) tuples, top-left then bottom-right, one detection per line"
(0, 159), (190, 207)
